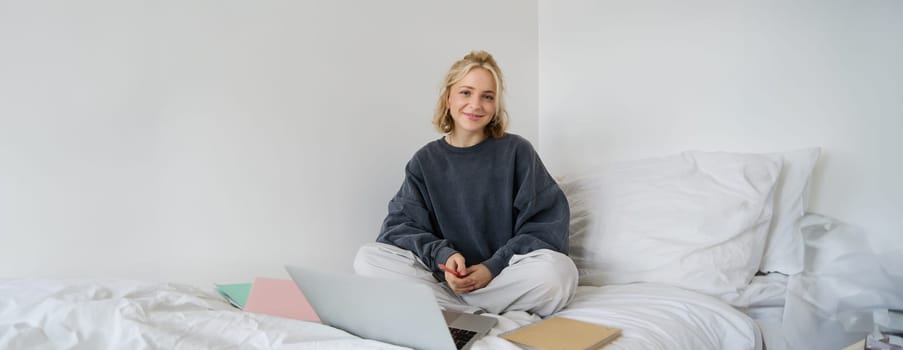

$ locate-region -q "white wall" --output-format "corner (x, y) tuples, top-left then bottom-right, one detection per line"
(538, 0), (903, 251)
(0, 0), (538, 285)
(4, 0), (899, 287)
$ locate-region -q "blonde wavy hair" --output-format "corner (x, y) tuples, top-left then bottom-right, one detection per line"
(432, 51), (508, 138)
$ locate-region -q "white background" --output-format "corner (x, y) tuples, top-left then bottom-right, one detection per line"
(539, 0), (902, 253)
(1, 0), (900, 286)
(0, 0), (538, 285)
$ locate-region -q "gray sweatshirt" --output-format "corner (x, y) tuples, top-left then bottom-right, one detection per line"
(376, 133), (569, 278)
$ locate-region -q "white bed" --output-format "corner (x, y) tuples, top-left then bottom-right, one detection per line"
(6, 147), (895, 350)
(0, 279), (760, 350)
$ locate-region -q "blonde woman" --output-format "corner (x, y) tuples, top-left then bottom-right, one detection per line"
(354, 51), (577, 317)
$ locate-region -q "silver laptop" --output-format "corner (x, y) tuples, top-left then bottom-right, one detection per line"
(285, 265), (497, 350)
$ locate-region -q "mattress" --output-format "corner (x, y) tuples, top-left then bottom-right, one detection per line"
(0, 279), (761, 350)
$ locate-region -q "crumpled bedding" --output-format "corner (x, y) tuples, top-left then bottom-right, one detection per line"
(0, 279), (760, 350)
(0, 279), (404, 349)
(781, 214), (903, 350)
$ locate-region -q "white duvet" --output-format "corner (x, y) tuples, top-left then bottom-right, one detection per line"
(0, 280), (760, 350)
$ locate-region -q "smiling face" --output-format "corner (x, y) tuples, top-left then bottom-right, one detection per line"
(446, 67), (497, 139)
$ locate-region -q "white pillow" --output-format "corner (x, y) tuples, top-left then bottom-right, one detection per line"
(759, 148), (821, 274)
(561, 151), (781, 296)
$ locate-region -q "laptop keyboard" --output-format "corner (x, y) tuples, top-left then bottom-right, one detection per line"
(448, 327), (477, 349)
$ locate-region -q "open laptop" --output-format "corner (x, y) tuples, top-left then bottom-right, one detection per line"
(285, 265), (497, 350)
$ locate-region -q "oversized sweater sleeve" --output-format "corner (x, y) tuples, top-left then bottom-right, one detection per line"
(481, 146), (570, 277)
(376, 160), (458, 271)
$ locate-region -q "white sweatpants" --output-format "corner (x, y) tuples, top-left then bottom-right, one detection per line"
(353, 242), (578, 317)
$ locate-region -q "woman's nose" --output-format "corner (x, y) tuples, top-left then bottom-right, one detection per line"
(470, 96), (483, 108)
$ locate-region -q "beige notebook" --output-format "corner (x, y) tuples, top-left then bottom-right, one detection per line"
(501, 316), (621, 350)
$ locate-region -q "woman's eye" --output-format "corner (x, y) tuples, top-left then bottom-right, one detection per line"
(483, 95), (494, 101)
(460, 90), (471, 96)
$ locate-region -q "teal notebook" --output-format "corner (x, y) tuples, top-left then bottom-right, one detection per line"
(215, 283), (252, 309)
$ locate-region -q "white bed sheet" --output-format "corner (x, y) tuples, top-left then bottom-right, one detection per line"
(550, 284), (762, 350)
(720, 273), (789, 308)
(0, 279), (761, 350)
(724, 273), (790, 350)
(0, 279), (404, 350)
(746, 306), (786, 350)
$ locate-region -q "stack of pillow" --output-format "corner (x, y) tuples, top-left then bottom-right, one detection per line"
(559, 148), (820, 296)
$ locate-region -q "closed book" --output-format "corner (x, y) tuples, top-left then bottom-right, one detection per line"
(501, 316), (621, 350)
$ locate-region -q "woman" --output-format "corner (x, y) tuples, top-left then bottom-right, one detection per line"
(353, 51), (577, 317)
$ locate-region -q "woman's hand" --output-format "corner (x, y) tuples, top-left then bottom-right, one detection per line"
(461, 264), (492, 292)
(444, 254), (492, 294)
(444, 253), (468, 278)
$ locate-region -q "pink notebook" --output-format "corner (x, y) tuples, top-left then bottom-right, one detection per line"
(243, 277), (320, 322)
